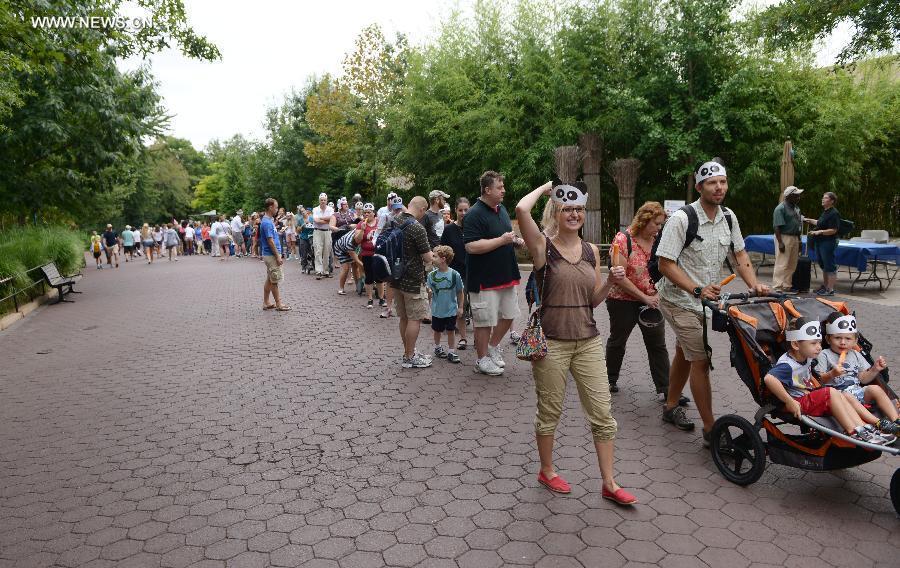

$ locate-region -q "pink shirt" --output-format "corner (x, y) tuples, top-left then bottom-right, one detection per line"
(608, 230), (657, 301)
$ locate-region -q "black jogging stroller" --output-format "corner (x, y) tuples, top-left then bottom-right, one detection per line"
(702, 292), (900, 514)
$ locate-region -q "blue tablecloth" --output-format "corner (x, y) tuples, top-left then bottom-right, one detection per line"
(743, 235), (900, 272)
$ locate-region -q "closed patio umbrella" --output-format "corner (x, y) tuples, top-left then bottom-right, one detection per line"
(779, 138), (794, 202)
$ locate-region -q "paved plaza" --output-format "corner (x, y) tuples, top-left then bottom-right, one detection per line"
(1, 253), (898, 568)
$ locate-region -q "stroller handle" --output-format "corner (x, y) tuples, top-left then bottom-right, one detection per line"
(701, 291), (788, 313)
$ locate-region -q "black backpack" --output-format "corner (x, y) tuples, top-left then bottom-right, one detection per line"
(647, 205), (734, 283)
(372, 218), (415, 283)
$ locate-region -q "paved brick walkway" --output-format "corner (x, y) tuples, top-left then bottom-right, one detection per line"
(1, 253), (898, 568)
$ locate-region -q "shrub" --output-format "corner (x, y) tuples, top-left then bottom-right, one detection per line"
(0, 226), (86, 314)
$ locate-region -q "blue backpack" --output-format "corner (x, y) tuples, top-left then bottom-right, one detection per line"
(373, 218), (415, 283)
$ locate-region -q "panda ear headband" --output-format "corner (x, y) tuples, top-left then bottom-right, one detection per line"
(826, 315), (857, 335)
(786, 321), (822, 342)
(695, 162), (727, 184)
(551, 178), (588, 207)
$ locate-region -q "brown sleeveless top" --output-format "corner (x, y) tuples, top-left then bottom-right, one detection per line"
(535, 237), (598, 340)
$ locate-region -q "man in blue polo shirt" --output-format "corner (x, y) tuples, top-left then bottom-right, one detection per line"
(260, 198), (290, 311)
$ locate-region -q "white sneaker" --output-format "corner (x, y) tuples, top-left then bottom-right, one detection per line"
(402, 353), (432, 368)
(488, 345), (506, 368)
(476, 356), (503, 376)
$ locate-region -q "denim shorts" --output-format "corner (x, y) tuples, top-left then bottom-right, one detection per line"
(815, 237), (837, 273)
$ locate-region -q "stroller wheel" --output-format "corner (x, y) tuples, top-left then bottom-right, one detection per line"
(891, 468), (900, 516)
(710, 414), (766, 486)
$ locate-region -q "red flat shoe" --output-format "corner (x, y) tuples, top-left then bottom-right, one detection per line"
(602, 486), (637, 505)
(537, 471), (571, 494)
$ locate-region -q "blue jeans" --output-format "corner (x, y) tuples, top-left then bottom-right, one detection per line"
(815, 237), (837, 274)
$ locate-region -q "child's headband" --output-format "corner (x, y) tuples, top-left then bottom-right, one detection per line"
(786, 321), (822, 342)
(826, 315), (857, 335)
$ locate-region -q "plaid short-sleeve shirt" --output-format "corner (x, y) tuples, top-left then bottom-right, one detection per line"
(655, 200), (745, 314)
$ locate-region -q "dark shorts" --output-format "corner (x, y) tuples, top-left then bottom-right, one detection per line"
(431, 316), (457, 333)
(124, 245), (133, 253)
(362, 255), (375, 284)
(93, 251), (101, 259)
(815, 237), (838, 273)
(796, 388), (831, 417)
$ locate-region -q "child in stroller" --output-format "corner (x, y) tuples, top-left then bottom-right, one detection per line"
(702, 293), (900, 514)
(762, 316), (895, 445)
(817, 312), (899, 432)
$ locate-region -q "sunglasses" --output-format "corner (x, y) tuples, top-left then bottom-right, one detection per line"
(561, 206), (586, 215)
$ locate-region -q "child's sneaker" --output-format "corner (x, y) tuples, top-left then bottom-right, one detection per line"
(867, 424), (897, 445)
(367, 299), (374, 309)
(447, 351), (460, 364)
(876, 418), (899, 436)
(434, 345), (448, 359)
(853, 426), (892, 446)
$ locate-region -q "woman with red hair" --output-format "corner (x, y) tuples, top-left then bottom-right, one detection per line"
(606, 202), (684, 404)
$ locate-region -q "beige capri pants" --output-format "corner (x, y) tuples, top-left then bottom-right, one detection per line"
(531, 334), (617, 441)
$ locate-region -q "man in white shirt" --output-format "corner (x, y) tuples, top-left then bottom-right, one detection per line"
(312, 192), (334, 279)
(376, 191), (398, 240)
(210, 217), (225, 257)
(131, 227), (142, 256)
(231, 210), (245, 257)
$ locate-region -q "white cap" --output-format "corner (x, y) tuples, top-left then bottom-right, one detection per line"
(783, 186), (804, 197)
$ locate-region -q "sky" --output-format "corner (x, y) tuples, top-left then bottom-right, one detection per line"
(119, 0), (851, 152)
(120, 0), (455, 151)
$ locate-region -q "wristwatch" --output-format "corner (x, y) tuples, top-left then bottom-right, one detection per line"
(693, 286), (703, 298)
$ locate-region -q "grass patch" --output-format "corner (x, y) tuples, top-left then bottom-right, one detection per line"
(0, 226), (86, 314)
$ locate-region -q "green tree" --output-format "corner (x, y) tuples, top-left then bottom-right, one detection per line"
(0, 0), (218, 224)
(755, 0), (899, 63)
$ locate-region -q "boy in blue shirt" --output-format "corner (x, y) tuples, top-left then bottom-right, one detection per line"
(763, 317), (893, 445)
(427, 245), (464, 363)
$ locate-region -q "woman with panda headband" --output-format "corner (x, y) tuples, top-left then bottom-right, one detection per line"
(515, 180), (637, 505)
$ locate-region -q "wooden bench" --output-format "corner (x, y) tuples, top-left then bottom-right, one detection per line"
(39, 262), (82, 303)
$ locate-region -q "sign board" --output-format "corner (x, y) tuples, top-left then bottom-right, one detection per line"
(664, 200), (685, 217)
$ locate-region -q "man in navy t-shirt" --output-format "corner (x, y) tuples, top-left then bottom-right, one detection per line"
(260, 198), (289, 311)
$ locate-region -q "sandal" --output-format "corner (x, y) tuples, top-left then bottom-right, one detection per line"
(457, 339), (468, 350)
(263, 304), (276, 310)
(275, 306), (292, 311)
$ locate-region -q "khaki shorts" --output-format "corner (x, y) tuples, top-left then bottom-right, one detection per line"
(469, 287), (520, 328)
(263, 255), (283, 284)
(659, 298), (706, 361)
(394, 286), (428, 321)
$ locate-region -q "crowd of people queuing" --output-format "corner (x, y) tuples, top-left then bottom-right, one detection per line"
(88, 160), (897, 507)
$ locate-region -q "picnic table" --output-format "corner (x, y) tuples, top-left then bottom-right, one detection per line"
(743, 234), (899, 292)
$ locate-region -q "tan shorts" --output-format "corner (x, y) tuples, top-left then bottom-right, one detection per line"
(394, 286), (428, 321)
(469, 287), (520, 328)
(263, 255), (283, 284)
(659, 298), (706, 361)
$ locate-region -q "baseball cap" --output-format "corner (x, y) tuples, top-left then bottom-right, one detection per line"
(783, 186), (804, 197)
(387, 192), (398, 200)
(429, 190), (450, 200)
(390, 196), (404, 210)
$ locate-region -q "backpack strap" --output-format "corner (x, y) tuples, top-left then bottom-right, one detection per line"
(681, 204), (735, 253)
